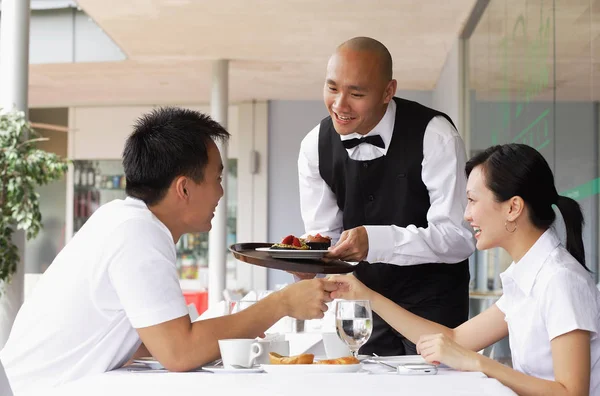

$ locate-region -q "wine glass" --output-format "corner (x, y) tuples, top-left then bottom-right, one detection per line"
(228, 300), (259, 315)
(335, 300), (373, 358)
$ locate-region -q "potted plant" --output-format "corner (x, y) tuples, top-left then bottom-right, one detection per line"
(0, 109), (69, 287)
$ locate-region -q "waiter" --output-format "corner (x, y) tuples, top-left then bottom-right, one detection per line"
(296, 37), (476, 356)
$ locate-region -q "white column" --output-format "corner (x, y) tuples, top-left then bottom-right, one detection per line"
(0, 0), (30, 112)
(0, 0), (31, 347)
(208, 60), (229, 307)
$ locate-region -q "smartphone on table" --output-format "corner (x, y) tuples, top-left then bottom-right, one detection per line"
(396, 363), (438, 375)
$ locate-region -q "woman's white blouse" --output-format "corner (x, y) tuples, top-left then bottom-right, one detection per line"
(496, 229), (600, 394)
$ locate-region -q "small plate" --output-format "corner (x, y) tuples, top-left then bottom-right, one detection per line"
(202, 365), (264, 374)
(315, 355), (370, 362)
(260, 363), (362, 374)
(132, 358), (164, 370)
(255, 247), (329, 260)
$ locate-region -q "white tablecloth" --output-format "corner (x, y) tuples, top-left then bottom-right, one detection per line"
(40, 365), (517, 396)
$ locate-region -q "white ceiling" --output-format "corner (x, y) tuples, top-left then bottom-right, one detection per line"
(28, 0), (477, 107)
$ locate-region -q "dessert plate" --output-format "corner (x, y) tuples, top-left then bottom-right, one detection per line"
(255, 247), (328, 260)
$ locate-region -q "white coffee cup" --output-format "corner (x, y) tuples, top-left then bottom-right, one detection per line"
(255, 340), (290, 365)
(322, 332), (352, 359)
(218, 339), (263, 369)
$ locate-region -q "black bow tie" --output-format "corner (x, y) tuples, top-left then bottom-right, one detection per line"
(341, 135), (385, 150)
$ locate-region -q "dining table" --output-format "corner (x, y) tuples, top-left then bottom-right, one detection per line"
(34, 359), (517, 396)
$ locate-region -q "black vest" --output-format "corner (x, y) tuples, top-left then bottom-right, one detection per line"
(318, 97), (470, 355)
(318, 97), (452, 230)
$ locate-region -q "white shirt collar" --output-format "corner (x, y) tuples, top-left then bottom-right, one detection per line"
(500, 229), (561, 296)
(125, 196), (146, 207)
(339, 99), (396, 156)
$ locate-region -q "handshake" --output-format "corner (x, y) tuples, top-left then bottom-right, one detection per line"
(273, 278), (338, 320)
(272, 274), (370, 321)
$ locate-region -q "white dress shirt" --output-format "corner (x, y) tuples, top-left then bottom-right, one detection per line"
(496, 229), (600, 394)
(298, 99), (475, 265)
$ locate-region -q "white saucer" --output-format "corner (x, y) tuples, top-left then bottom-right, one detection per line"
(202, 365), (264, 374)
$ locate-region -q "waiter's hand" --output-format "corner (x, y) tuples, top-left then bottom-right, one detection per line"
(326, 226), (369, 262)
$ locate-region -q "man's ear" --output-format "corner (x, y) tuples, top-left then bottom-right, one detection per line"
(175, 176), (188, 200)
(383, 79), (397, 104)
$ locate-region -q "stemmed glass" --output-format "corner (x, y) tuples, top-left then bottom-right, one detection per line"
(335, 300), (373, 358)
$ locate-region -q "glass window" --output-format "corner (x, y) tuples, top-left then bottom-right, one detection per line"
(72, 160), (127, 233)
(468, 0), (598, 291)
(467, 0), (600, 363)
(71, 158), (238, 290)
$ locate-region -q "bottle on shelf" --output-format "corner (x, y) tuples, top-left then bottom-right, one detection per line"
(87, 164), (95, 187)
(79, 190), (87, 221)
(81, 163), (88, 187)
(181, 234), (189, 251)
(187, 233), (195, 250)
(74, 165), (81, 187)
(95, 171), (102, 189)
(180, 254), (198, 279)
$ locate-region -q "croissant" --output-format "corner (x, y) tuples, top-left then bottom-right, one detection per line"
(269, 352), (314, 365)
(315, 356), (360, 365)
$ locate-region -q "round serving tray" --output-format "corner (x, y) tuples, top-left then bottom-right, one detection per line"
(229, 243), (355, 274)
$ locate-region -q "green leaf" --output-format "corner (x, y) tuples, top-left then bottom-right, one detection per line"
(0, 109), (68, 293)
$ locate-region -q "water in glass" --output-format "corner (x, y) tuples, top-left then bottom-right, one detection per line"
(335, 300), (373, 357)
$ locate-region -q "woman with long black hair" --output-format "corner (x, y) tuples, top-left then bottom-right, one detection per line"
(331, 143), (600, 395)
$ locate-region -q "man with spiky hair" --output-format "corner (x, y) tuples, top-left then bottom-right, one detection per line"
(1, 107), (337, 393)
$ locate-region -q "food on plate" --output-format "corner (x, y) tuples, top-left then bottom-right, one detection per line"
(315, 356), (360, 365)
(305, 233), (332, 250)
(269, 352), (315, 365)
(271, 235), (309, 250)
(270, 234), (331, 251)
(268, 353), (359, 366)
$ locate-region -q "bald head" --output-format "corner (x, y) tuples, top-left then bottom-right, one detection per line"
(323, 37), (397, 136)
(337, 37), (393, 81)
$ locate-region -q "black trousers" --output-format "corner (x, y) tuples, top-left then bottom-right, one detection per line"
(354, 260), (470, 356)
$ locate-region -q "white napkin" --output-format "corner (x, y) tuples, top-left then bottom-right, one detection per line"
(194, 300), (227, 321)
(261, 333), (286, 342)
(242, 290), (258, 300)
(285, 333), (325, 356)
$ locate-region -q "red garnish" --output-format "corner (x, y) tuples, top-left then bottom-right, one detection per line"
(292, 237), (301, 247)
(281, 235), (294, 245)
